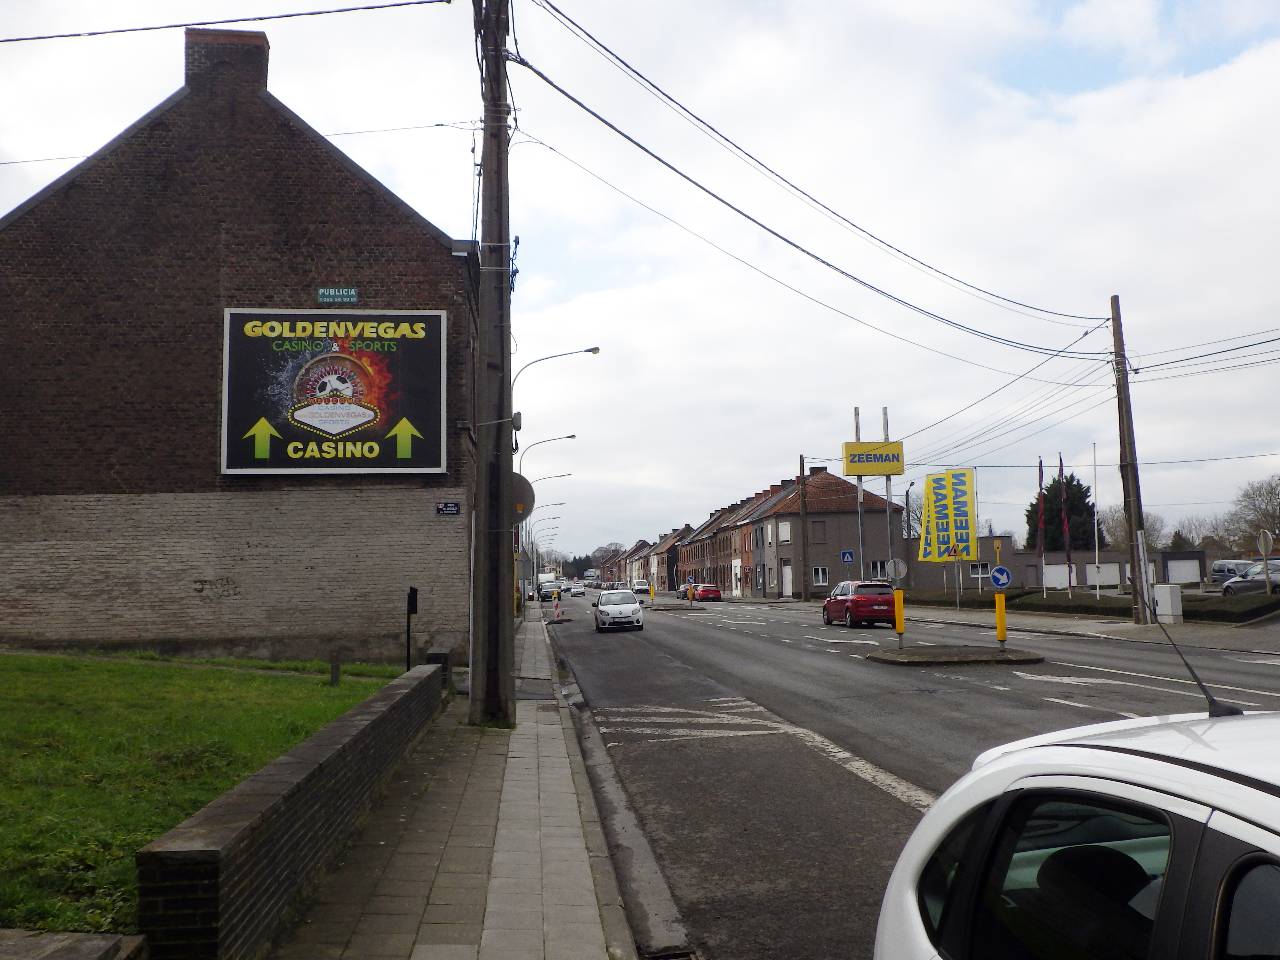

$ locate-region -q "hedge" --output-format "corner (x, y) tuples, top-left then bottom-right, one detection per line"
(907, 588), (1280, 624)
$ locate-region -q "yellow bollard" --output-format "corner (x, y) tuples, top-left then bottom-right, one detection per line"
(995, 592), (1007, 647)
(893, 588), (905, 650)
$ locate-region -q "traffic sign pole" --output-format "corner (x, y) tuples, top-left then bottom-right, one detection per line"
(1261, 530), (1275, 596)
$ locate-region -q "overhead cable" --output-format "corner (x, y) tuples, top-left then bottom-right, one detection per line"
(0, 0), (451, 43)
(510, 55), (1111, 359)
(529, 0), (1106, 325)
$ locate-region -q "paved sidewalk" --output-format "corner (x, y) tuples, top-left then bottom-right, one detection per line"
(271, 619), (626, 960)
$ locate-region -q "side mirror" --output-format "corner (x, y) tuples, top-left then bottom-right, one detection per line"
(591, 601), (597, 607)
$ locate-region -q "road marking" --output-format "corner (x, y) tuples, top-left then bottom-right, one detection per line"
(850, 654), (864, 658)
(922, 623), (946, 630)
(1015, 670), (1260, 707)
(595, 701), (935, 811)
(1230, 656), (1280, 665)
(723, 620), (767, 625)
(778, 638), (792, 643)
(917, 641), (936, 646)
(1042, 697), (1141, 719)
(1049, 660), (1280, 700)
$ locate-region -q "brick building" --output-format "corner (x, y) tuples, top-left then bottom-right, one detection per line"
(0, 30), (480, 660)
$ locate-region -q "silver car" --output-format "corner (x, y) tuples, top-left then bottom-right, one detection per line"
(1222, 559), (1280, 595)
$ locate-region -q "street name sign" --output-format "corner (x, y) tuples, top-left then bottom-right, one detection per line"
(221, 309), (446, 474)
(991, 565), (1012, 589)
(436, 502), (461, 516)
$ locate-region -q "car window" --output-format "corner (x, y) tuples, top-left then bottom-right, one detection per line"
(1219, 861), (1280, 960)
(599, 591), (637, 605)
(855, 584), (894, 596)
(918, 802), (992, 945)
(970, 794), (1171, 960)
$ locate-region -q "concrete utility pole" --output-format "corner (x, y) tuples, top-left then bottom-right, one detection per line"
(854, 407), (866, 579)
(1110, 295), (1153, 625)
(469, 0), (515, 724)
(798, 454), (810, 601)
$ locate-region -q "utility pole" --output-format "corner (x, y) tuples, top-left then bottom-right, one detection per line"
(469, 0), (515, 724)
(854, 407), (865, 579)
(798, 455), (810, 601)
(1110, 295), (1152, 625)
(883, 407), (894, 578)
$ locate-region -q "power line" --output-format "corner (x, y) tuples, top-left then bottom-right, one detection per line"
(1133, 354), (1280, 383)
(514, 130), (1095, 384)
(0, 0), (451, 44)
(528, 0), (1106, 326)
(510, 55), (1110, 360)
(1131, 326), (1280, 359)
(910, 450), (1280, 469)
(1134, 335), (1280, 371)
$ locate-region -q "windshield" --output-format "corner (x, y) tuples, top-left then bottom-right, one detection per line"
(600, 591), (637, 606)
(854, 584), (894, 596)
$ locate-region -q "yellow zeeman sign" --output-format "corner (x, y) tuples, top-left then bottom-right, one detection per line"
(918, 468), (977, 563)
(841, 441), (905, 477)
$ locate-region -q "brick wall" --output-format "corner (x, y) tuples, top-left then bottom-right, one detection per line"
(0, 30), (480, 652)
(136, 664), (444, 960)
(0, 488), (470, 659)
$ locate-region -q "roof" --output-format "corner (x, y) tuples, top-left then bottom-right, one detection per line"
(650, 526), (691, 554)
(975, 712), (1280, 791)
(766, 470), (900, 517)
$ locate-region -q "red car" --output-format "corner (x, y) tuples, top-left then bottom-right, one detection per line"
(693, 583), (722, 601)
(822, 580), (894, 627)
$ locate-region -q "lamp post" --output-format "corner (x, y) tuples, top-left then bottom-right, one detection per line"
(512, 347), (600, 393)
(519, 435), (575, 475)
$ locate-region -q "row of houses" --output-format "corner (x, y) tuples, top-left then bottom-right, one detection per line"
(601, 467), (905, 599)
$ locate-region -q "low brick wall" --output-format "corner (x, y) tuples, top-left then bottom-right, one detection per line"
(136, 665), (444, 960)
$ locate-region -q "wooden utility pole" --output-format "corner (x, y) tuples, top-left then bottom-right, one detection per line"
(798, 455), (809, 601)
(469, 0), (515, 724)
(1110, 295), (1152, 624)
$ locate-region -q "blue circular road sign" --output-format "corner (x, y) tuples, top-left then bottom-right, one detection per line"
(990, 565), (1012, 589)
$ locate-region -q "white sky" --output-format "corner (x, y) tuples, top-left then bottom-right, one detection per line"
(3, 0), (1279, 557)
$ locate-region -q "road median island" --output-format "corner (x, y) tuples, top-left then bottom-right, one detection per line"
(868, 645), (1044, 666)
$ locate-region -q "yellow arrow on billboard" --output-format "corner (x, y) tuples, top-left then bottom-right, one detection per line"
(242, 418), (281, 459)
(385, 417), (423, 459)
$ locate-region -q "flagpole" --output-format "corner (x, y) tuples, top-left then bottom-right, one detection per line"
(1061, 453), (1072, 599)
(1037, 457), (1047, 599)
(1093, 442), (1101, 600)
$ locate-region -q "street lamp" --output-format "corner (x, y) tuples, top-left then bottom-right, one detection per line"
(531, 473), (572, 483)
(512, 347), (600, 392)
(519, 434), (575, 474)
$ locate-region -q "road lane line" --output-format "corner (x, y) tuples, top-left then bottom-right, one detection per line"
(778, 722), (936, 812)
(1049, 660), (1280, 700)
(1015, 671), (1260, 707)
(1042, 697), (1140, 719)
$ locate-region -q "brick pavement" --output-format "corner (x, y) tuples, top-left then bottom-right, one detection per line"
(270, 618), (626, 960)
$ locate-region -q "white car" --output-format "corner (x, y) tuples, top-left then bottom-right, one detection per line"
(631, 580), (651, 600)
(593, 590), (644, 632)
(876, 710), (1280, 959)
(570, 582), (586, 597)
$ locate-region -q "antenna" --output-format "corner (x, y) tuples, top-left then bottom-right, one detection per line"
(1140, 585), (1243, 718)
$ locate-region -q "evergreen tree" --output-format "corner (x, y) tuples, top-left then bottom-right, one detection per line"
(1023, 473), (1106, 551)
(1168, 530), (1193, 551)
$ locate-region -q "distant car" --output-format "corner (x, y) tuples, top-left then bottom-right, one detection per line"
(631, 580), (651, 599)
(570, 582), (586, 597)
(1223, 560), (1280, 595)
(693, 584), (722, 601)
(875, 711), (1280, 960)
(675, 584), (692, 599)
(593, 590), (644, 632)
(822, 580), (895, 627)
(539, 581), (564, 602)
(1210, 559), (1256, 584)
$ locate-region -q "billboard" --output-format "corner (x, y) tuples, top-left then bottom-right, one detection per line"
(918, 468), (977, 562)
(841, 441), (905, 477)
(221, 309), (446, 474)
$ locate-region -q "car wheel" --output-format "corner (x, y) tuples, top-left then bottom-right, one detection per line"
(822, 607), (832, 625)
(637, 624), (644, 631)
(1224, 586), (1235, 596)
(844, 609), (854, 628)
(595, 623), (602, 633)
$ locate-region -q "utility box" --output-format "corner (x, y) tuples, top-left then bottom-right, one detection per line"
(1153, 583), (1184, 624)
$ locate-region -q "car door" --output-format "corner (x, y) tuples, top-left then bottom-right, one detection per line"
(832, 581), (850, 617)
(1175, 810), (1280, 960)
(924, 777), (1208, 960)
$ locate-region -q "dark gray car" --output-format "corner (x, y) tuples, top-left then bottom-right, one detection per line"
(1210, 558), (1255, 583)
(1223, 560), (1280, 595)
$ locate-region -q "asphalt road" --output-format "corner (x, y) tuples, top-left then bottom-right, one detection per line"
(545, 592), (1280, 960)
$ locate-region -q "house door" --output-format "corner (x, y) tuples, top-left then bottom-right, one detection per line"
(781, 559), (793, 597)
(732, 559), (742, 597)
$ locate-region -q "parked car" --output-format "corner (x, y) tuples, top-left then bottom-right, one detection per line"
(822, 580), (895, 626)
(593, 590), (644, 632)
(570, 582), (586, 597)
(693, 583), (722, 601)
(875, 711), (1280, 960)
(1223, 559), (1280, 595)
(538, 580), (563, 602)
(1210, 558), (1256, 584)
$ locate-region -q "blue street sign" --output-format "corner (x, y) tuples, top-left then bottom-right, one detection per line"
(990, 565), (1012, 589)
(687, 575), (695, 583)
(840, 549), (855, 564)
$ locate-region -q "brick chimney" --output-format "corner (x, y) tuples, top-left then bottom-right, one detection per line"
(809, 465), (828, 475)
(185, 28), (269, 91)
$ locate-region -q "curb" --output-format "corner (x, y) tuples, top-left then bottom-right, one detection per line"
(867, 645), (1044, 667)
(537, 619), (642, 960)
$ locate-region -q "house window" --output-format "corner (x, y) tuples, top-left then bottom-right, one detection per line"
(768, 566), (775, 586)
(767, 523), (773, 546)
(810, 520), (826, 544)
(779, 521), (791, 544)
(869, 559), (888, 578)
(970, 562), (990, 579)
(813, 566), (828, 587)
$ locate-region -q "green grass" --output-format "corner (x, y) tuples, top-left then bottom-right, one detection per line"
(0, 654), (389, 934)
(114, 650), (405, 678)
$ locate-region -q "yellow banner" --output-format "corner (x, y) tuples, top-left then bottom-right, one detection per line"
(841, 441), (905, 477)
(918, 468), (977, 562)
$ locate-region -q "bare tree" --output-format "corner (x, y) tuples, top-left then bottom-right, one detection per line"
(1229, 474), (1280, 543)
(1100, 505), (1167, 550)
